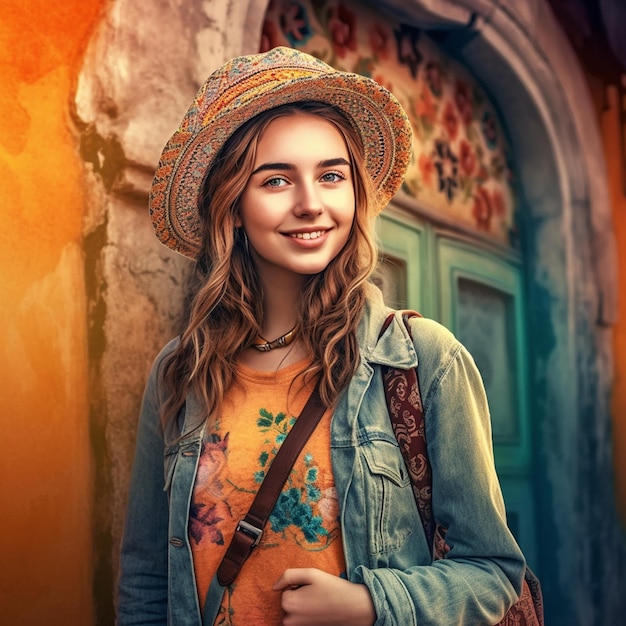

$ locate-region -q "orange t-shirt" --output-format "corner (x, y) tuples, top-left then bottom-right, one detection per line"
(189, 359), (345, 625)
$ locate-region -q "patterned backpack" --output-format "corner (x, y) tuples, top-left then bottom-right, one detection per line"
(380, 312), (544, 625)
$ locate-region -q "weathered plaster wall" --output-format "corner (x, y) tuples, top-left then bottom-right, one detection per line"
(0, 2), (105, 624)
(73, 0), (269, 620)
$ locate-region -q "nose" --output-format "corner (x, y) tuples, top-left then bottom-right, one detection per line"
(294, 181), (323, 217)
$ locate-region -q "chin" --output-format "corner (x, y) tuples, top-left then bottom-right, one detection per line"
(295, 263), (333, 276)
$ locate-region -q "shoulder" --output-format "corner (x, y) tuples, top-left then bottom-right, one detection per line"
(144, 336), (181, 397)
(153, 336), (181, 368)
(403, 316), (485, 413)
(405, 315), (461, 360)
(403, 314), (477, 390)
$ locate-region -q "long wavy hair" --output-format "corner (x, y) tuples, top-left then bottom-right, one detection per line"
(160, 101), (379, 440)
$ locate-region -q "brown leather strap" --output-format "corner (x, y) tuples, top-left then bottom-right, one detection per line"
(216, 384), (326, 586)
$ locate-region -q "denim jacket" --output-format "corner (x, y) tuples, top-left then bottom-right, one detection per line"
(117, 286), (525, 625)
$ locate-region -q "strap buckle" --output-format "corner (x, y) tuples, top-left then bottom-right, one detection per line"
(236, 519), (263, 547)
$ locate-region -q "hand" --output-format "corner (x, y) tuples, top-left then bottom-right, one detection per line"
(273, 568), (376, 626)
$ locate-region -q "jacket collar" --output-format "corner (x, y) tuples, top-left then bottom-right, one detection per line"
(357, 283), (419, 369)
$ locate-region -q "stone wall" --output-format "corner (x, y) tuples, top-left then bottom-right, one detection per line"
(73, 0), (268, 619)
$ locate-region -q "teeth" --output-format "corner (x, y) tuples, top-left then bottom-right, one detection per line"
(290, 231), (324, 240)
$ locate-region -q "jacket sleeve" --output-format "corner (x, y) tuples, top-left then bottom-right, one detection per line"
(116, 345), (174, 626)
(354, 317), (526, 626)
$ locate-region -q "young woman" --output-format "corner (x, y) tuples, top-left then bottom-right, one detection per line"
(117, 47), (526, 626)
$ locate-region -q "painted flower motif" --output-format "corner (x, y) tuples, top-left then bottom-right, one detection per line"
(476, 164), (489, 184)
(481, 110), (498, 149)
(394, 24), (422, 79)
(280, 1), (313, 47)
(459, 140), (476, 177)
(418, 152), (435, 187)
(472, 186), (495, 231)
(492, 188), (506, 217)
(433, 140), (459, 203)
(369, 22), (391, 60)
(425, 60), (443, 97)
(260, 19), (282, 53)
(328, 3), (357, 58)
(414, 86), (437, 130)
(442, 101), (459, 142)
(454, 80), (473, 126)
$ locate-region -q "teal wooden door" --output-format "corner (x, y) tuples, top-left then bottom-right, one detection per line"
(377, 211), (537, 568)
(374, 212), (428, 313)
(437, 238), (536, 567)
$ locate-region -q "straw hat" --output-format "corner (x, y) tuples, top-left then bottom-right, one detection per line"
(149, 46), (413, 259)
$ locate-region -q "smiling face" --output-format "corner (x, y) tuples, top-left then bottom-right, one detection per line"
(238, 112), (356, 288)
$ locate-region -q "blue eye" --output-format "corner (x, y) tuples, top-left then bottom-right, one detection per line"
(320, 172), (344, 183)
(265, 177), (287, 187)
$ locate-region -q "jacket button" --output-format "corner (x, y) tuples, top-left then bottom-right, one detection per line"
(170, 537), (184, 547)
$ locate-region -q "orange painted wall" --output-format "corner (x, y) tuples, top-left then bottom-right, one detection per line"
(0, 2), (105, 624)
(604, 85), (626, 526)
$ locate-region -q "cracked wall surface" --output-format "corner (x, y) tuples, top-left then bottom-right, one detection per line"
(0, 2), (105, 624)
(74, 0), (268, 620)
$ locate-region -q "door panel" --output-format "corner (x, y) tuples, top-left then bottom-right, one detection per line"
(500, 477), (538, 566)
(437, 237), (536, 566)
(457, 277), (520, 443)
(437, 239), (530, 471)
(375, 212), (429, 314)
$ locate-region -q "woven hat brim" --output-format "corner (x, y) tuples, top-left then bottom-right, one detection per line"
(150, 69), (412, 259)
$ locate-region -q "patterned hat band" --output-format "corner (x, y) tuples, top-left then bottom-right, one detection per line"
(149, 46), (413, 259)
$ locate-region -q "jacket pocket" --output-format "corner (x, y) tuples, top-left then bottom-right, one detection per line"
(358, 435), (415, 555)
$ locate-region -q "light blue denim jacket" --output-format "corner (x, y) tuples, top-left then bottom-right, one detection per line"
(117, 286), (525, 625)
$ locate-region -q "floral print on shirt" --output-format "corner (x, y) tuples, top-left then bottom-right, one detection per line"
(190, 408), (340, 551)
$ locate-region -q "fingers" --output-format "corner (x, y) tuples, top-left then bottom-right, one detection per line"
(273, 567), (317, 591)
(274, 571), (376, 626)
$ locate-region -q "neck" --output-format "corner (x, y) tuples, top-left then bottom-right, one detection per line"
(242, 277), (307, 370)
(258, 274), (305, 339)
(239, 272), (309, 371)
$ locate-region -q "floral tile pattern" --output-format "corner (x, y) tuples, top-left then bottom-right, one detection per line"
(261, 0), (518, 246)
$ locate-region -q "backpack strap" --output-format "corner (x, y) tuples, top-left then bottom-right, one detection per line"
(378, 311), (437, 551)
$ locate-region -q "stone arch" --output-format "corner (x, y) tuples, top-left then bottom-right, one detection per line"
(379, 1), (622, 623)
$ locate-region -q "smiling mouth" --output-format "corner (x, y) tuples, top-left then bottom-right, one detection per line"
(288, 230), (326, 240)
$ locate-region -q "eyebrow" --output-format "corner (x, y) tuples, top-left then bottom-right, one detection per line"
(251, 157), (351, 175)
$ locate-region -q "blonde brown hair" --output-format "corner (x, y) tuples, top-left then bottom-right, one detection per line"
(160, 101), (378, 440)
